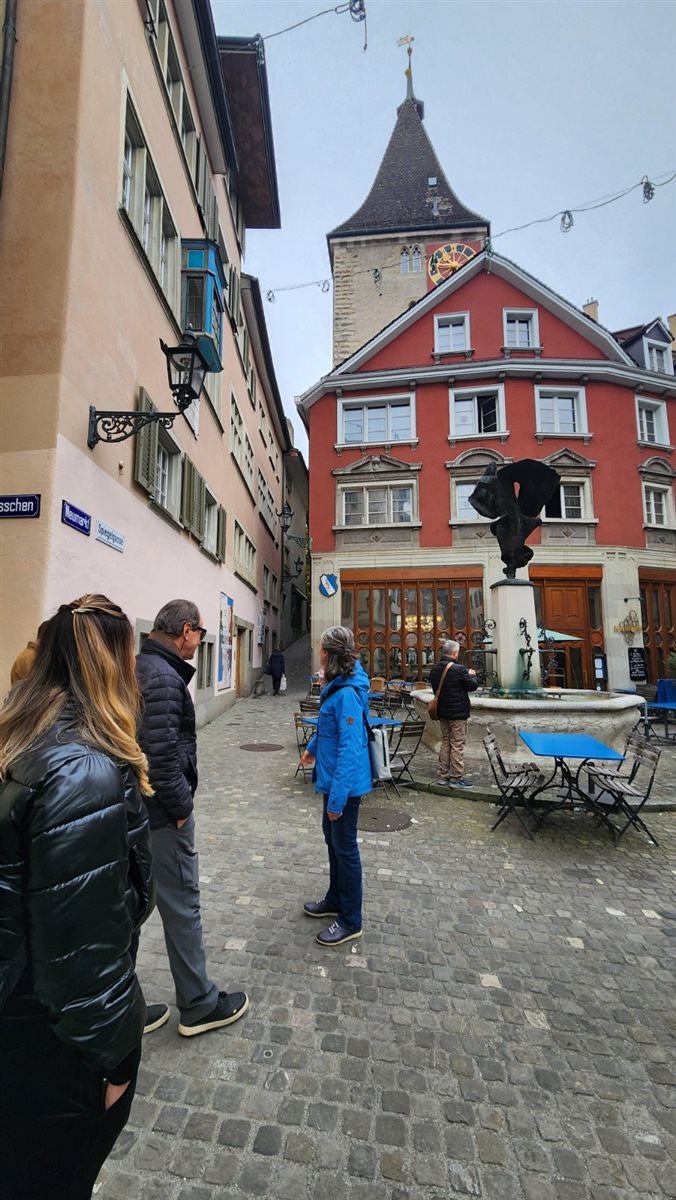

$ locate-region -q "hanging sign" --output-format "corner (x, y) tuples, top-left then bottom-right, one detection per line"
(319, 573), (338, 598)
(0, 493), (41, 518)
(61, 500), (91, 536)
(627, 646), (647, 682)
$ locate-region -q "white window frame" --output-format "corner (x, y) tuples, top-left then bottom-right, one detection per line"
(400, 247), (409, 274)
(154, 426), (181, 519)
(202, 489), (218, 555)
(337, 481), (418, 528)
(411, 246), (422, 273)
(449, 384), (507, 440)
(636, 395), (671, 447)
(453, 481), (490, 522)
(119, 92), (179, 313)
(542, 479), (593, 522)
(234, 521), (257, 587)
(337, 392), (416, 447)
(434, 312), (471, 355)
(644, 337), (673, 375)
(503, 308), (540, 350)
(535, 386), (588, 438)
(643, 484), (674, 528)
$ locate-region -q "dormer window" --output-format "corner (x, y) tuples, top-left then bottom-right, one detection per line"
(645, 340), (671, 374)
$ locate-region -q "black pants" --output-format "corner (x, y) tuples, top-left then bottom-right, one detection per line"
(0, 1009), (138, 1200)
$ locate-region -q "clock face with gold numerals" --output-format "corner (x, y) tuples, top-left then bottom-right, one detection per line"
(428, 243), (476, 285)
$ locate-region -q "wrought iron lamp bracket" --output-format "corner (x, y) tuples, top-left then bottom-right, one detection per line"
(87, 406), (184, 449)
(519, 617), (534, 681)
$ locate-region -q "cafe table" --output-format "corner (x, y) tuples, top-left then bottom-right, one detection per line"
(518, 731), (624, 836)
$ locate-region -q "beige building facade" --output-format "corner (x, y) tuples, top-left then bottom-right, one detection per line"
(0, 0), (288, 719)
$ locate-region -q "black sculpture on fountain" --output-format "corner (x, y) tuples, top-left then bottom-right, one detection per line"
(469, 460), (560, 579)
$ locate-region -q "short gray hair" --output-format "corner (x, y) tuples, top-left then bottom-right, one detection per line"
(320, 625), (357, 680)
(442, 639), (460, 657)
(153, 599), (200, 637)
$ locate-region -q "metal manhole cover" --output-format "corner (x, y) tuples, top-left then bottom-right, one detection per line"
(358, 807), (412, 832)
(239, 743), (284, 752)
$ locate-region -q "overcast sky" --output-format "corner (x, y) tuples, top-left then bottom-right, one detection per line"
(213, 0), (676, 454)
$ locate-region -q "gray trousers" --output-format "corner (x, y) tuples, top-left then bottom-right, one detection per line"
(150, 813), (219, 1022)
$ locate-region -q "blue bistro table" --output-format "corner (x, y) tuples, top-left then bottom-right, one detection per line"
(518, 731), (624, 835)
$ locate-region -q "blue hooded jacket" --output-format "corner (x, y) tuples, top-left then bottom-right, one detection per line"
(306, 661), (373, 814)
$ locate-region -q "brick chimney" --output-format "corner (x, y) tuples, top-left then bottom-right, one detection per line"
(583, 299), (599, 322)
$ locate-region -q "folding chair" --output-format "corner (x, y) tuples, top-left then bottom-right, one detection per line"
(369, 693), (386, 716)
(633, 684), (659, 740)
(299, 697), (320, 715)
(293, 713), (312, 782)
(591, 741), (661, 846)
(484, 734), (544, 841)
(388, 719), (425, 794)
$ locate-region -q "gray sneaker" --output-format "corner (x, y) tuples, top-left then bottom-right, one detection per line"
(450, 778), (473, 788)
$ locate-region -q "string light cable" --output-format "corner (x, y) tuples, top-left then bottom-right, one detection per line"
(262, 1), (366, 45)
(262, 167), (675, 300)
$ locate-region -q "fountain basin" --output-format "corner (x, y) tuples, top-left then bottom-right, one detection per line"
(413, 689), (643, 761)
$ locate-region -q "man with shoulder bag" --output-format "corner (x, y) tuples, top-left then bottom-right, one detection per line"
(428, 639), (479, 788)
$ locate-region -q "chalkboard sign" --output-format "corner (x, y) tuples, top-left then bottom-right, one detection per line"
(628, 646), (647, 682)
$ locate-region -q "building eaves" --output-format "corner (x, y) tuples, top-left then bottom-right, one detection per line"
(242, 274), (291, 452)
(190, 0), (238, 173)
(328, 98), (488, 244)
(217, 36), (281, 230)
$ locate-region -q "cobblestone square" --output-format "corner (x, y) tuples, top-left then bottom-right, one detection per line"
(96, 653), (676, 1200)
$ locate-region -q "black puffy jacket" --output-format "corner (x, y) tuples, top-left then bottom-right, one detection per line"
(429, 657), (480, 720)
(0, 719), (153, 1081)
(136, 637), (197, 828)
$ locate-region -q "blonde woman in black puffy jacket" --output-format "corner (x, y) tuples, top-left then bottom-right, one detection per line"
(0, 595), (154, 1200)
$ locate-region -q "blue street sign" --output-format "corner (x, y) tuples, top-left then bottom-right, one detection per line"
(0, 493), (41, 518)
(319, 573), (338, 598)
(61, 500), (91, 536)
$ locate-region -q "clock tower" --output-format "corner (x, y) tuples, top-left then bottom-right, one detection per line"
(328, 58), (490, 364)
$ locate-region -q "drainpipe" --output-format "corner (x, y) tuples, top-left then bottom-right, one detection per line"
(0, 0), (18, 201)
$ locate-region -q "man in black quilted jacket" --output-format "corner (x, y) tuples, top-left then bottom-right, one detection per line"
(429, 639), (479, 789)
(136, 599), (249, 1037)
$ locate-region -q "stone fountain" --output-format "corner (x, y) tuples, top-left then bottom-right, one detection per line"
(415, 459), (642, 762)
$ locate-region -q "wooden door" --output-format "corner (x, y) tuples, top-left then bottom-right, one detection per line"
(537, 580), (601, 689)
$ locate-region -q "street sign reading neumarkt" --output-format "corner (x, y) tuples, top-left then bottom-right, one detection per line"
(0, 494), (41, 518)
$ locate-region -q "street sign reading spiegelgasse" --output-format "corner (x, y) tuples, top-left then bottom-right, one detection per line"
(0, 494), (41, 518)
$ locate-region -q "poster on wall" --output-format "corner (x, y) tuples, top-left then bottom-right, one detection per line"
(218, 593), (234, 690)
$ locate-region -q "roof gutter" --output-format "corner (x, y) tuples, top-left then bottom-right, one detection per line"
(242, 274), (291, 452)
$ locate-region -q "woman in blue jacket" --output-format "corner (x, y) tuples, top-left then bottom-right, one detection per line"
(300, 626), (372, 946)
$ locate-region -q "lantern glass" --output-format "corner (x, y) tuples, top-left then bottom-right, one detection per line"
(161, 334), (208, 410)
(277, 501), (293, 533)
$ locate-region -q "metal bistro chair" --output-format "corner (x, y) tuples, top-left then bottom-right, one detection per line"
(483, 734), (544, 841)
(387, 719), (426, 794)
(368, 693), (387, 716)
(299, 697), (320, 715)
(633, 684), (659, 740)
(589, 740), (662, 846)
(293, 713), (313, 782)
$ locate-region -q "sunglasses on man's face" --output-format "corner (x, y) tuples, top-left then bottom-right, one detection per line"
(192, 624), (207, 642)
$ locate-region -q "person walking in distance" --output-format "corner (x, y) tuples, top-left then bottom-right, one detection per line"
(429, 639), (479, 788)
(267, 645), (286, 695)
(136, 599), (249, 1036)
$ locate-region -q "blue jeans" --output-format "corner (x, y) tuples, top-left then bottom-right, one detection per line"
(322, 795), (362, 931)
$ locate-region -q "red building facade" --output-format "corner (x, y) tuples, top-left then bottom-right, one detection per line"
(300, 252), (675, 688)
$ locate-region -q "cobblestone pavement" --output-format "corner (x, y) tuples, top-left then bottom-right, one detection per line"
(96, 644), (676, 1200)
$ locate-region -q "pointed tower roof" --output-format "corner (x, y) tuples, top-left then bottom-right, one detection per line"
(328, 84), (488, 241)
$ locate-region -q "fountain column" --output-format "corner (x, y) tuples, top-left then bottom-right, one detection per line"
(491, 578), (542, 691)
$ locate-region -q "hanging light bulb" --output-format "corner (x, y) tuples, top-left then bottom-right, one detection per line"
(560, 210), (574, 233)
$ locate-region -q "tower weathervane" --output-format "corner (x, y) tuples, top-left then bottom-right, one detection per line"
(396, 34), (415, 99)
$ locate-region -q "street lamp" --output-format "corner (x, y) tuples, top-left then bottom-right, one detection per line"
(275, 502), (311, 549)
(284, 555), (304, 582)
(87, 331), (209, 448)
